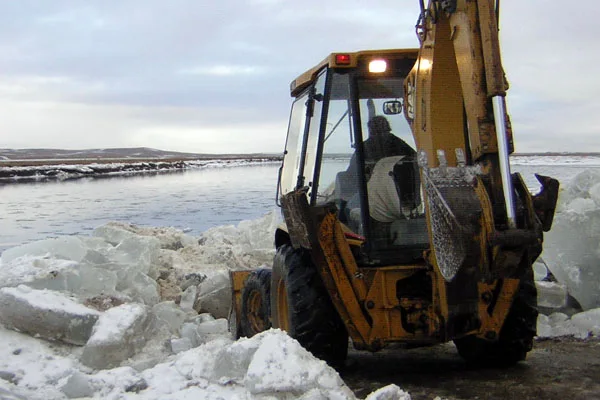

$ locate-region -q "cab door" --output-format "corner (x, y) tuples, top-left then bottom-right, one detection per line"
(278, 69), (328, 201)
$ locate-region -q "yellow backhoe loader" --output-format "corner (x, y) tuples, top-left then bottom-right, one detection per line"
(229, 0), (559, 367)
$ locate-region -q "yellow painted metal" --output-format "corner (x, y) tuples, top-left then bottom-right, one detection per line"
(362, 267), (439, 343)
(476, 279), (520, 338)
(317, 212), (371, 345)
(229, 270), (252, 334)
(247, 290), (266, 333)
(473, 176), (496, 275)
(291, 48), (419, 97)
(275, 277), (290, 331)
(476, 0), (507, 97)
(406, 11), (466, 167)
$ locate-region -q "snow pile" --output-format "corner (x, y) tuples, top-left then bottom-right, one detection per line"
(540, 169), (600, 311)
(537, 309), (600, 339)
(0, 325), (406, 400)
(0, 212), (411, 399)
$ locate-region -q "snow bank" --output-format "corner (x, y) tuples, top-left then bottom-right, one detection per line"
(0, 326), (407, 400)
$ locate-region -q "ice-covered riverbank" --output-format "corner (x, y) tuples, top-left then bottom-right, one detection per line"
(0, 157), (281, 183)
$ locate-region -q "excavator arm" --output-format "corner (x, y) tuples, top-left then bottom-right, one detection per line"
(406, 0), (558, 275)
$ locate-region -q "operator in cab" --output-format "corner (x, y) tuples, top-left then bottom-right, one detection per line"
(349, 115), (416, 179)
(337, 115), (420, 228)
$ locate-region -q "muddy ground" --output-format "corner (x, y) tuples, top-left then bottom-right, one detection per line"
(342, 337), (600, 400)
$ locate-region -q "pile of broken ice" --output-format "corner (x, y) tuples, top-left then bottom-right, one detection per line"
(536, 169), (600, 338)
(0, 212), (410, 399)
(0, 170), (599, 399)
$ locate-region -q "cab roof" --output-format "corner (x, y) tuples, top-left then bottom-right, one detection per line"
(290, 48), (419, 97)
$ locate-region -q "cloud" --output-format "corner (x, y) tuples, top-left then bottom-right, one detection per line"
(0, 0), (598, 153)
(178, 65), (267, 76)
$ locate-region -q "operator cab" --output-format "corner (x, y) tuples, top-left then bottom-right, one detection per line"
(278, 49), (429, 266)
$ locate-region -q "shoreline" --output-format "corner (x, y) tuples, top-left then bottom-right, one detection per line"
(0, 156), (282, 184)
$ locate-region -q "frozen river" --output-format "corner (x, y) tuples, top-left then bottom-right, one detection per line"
(1, 156), (599, 252)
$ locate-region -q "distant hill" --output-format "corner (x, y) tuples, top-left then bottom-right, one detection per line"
(0, 147), (278, 162)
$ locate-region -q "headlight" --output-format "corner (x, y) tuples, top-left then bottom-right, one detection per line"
(369, 59), (387, 73)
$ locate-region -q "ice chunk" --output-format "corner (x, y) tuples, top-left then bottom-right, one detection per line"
(535, 281), (568, 310)
(589, 182), (600, 205)
(180, 322), (200, 347)
(59, 371), (93, 399)
(1, 236), (88, 264)
(196, 313), (215, 323)
(566, 197), (596, 214)
(245, 330), (353, 397)
(541, 169), (600, 310)
(152, 301), (186, 333)
(94, 221), (197, 250)
(0, 286), (99, 345)
(533, 259), (549, 281)
(109, 236), (161, 276)
(180, 285), (197, 313)
(365, 384), (411, 400)
(0, 255), (78, 289)
(570, 308), (600, 336)
(563, 169), (600, 203)
(93, 224), (138, 246)
(80, 304), (151, 369)
(0, 387), (28, 400)
(536, 312), (589, 339)
(125, 272), (160, 306)
(27, 263), (119, 299)
(101, 263), (159, 306)
(170, 337), (192, 354)
(196, 318), (228, 345)
(197, 270), (232, 319)
(210, 335), (262, 381)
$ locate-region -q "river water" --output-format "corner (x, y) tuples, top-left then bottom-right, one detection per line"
(1, 156), (599, 252)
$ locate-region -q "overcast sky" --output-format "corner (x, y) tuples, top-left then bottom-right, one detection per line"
(1, 1), (598, 154)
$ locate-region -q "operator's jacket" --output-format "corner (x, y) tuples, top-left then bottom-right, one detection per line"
(338, 133), (420, 223)
(348, 133), (417, 180)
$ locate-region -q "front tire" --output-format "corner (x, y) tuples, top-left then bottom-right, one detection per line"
(271, 245), (348, 368)
(454, 267), (538, 367)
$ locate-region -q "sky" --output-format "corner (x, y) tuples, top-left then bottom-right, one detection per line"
(0, 0), (598, 154)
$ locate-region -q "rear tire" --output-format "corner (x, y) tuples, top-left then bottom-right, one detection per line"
(271, 245), (348, 368)
(454, 267), (538, 367)
(240, 269), (272, 338)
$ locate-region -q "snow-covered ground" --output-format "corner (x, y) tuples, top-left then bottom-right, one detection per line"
(0, 169), (599, 399)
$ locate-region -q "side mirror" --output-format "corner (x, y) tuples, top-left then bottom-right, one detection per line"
(383, 100), (403, 115)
